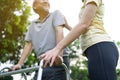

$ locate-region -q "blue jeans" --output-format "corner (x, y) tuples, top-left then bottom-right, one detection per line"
(85, 42), (119, 80)
(33, 56), (69, 80)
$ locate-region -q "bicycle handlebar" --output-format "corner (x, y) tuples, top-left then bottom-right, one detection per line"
(0, 66), (39, 78)
(0, 63), (70, 80)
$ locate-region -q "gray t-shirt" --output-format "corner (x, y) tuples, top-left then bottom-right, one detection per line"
(25, 10), (69, 58)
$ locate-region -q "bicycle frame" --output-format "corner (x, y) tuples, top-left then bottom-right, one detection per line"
(0, 62), (70, 80)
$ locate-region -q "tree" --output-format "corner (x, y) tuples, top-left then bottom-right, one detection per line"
(0, 0), (31, 64)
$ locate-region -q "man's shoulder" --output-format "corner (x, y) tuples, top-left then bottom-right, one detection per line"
(52, 10), (62, 14)
(51, 10), (63, 18)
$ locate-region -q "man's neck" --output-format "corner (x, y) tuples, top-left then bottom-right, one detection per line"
(38, 11), (50, 23)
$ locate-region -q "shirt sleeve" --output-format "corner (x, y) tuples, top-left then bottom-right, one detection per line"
(52, 10), (65, 28)
(25, 25), (32, 42)
(85, 0), (101, 7)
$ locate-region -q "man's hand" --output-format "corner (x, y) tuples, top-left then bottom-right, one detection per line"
(12, 64), (22, 71)
(53, 56), (63, 66)
(39, 48), (61, 67)
(41, 55), (63, 67)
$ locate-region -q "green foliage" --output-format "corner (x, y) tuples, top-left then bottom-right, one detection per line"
(24, 50), (37, 67)
(68, 39), (80, 59)
(70, 59), (89, 80)
(116, 41), (120, 47)
(0, 0), (31, 64)
(68, 39), (89, 80)
(117, 69), (120, 80)
(71, 66), (89, 80)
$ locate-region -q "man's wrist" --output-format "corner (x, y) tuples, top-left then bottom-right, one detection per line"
(18, 62), (24, 67)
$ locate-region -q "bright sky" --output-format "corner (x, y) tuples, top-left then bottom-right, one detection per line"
(27, 0), (120, 41)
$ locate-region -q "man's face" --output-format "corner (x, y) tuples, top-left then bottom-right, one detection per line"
(33, 0), (50, 13)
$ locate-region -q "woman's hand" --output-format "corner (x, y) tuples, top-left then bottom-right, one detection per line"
(40, 48), (61, 67)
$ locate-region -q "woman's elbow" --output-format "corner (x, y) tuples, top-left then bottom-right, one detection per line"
(79, 21), (90, 31)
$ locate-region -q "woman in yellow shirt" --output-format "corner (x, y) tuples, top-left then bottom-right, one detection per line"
(40, 0), (119, 80)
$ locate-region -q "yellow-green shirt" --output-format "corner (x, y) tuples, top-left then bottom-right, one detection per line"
(79, 0), (113, 54)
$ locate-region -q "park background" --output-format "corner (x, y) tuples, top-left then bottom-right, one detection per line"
(0, 0), (120, 80)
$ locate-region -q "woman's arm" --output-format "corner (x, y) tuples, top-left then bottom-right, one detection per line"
(41, 2), (97, 67)
(57, 2), (97, 50)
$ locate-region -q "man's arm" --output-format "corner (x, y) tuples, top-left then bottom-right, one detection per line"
(12, 41), (33, 70)
(64, 17), (72, 31)
(18, 41), (33, 65)
(55, 26), (64, 56)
